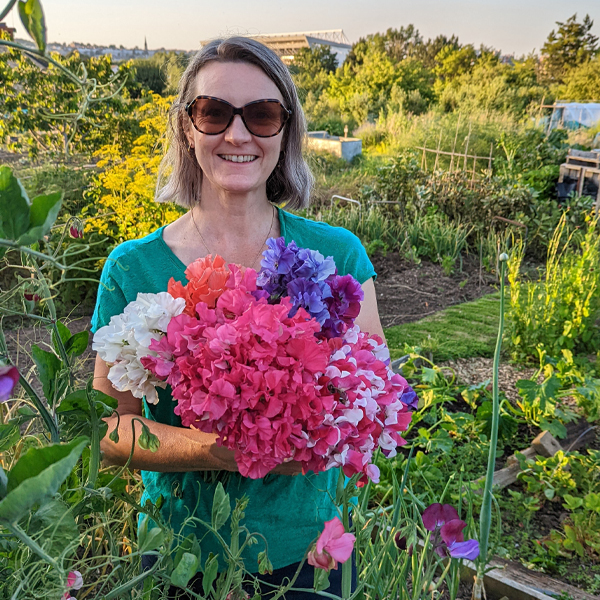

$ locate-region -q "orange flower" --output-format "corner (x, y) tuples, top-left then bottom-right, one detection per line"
(168, 255), (231, 315)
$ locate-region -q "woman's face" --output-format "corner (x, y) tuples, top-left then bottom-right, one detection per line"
(186, 61), (286, 199)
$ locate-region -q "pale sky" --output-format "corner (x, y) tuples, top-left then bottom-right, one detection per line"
(6, 0), (600, 57)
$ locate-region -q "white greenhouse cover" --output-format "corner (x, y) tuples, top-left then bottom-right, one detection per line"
(552, 103), (600, 128)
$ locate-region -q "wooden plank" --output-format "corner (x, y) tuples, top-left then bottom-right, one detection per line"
(461, 557), (599, 600)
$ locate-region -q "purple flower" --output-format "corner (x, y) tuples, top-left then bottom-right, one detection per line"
(322, 274), (364, 338)
(400, 385), (418, 410)
(286, 278), (330, 325)
(422, 504), (460, 531)
(422, 503), (479, 561)
(260, 238), (298, 276)
(0, 366), (19, 402)
(291, 248), (336, 282)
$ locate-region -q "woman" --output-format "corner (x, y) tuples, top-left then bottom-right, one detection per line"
(92, 37), (385, 597)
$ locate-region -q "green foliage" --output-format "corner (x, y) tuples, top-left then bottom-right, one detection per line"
(507, 215), (600, 361)
(540, 14), (599, 83)
(0, 45), (134, 158)
(559, 55), (600, 101)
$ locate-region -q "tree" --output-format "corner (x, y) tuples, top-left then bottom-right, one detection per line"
(540, 14), (599, 83)
(559, 55), (600, 101)
(345, 26), (425, 66)
(289, 45), (337, 101)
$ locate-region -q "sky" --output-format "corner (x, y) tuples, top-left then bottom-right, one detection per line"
(6, 0), (600, 57)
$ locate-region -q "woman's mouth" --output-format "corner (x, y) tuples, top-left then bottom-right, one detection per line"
(219, 154), (258, 163)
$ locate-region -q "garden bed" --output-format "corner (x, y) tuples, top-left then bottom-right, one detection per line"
(371, 252), (497, 328)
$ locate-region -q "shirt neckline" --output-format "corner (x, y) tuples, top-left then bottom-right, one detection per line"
(156, 206), (286, 275)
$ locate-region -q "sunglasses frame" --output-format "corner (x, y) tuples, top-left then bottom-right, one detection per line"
(185, 95), (292, 138)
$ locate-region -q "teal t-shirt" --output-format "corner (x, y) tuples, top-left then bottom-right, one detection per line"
(91, 207), (376, 572)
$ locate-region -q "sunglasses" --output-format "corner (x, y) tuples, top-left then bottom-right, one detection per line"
(185, 96), (292, 138)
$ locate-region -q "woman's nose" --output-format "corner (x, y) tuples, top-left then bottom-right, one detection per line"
(224, 114), (252, 144)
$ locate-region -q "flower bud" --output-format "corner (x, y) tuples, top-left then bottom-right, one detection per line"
(69, 220), (84, 239)
(23, 292), (40, 303)
(499, 252), (509, 262)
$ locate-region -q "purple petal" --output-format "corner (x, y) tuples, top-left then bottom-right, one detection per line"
(422, 503), (444, 531)
(448, 539), (480, 560)
(440, 519), (466, 546)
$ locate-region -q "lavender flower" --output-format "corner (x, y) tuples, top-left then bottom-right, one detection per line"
(422, 503), (480, 560)
(257, 238), (364, 337)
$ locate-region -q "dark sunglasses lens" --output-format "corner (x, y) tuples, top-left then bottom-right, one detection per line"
(191, 98), (232, 133)
(244, 101), (286, 136)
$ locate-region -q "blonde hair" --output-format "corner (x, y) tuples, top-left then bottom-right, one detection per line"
(155, 37), (313, 209)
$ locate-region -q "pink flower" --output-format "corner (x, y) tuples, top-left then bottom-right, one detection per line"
(308, 517), (355, 571)
(0, 365), (19, 402)
(62, 570), (83, 599)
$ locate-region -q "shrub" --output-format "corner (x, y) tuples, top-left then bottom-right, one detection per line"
(507, 214), (600, 361)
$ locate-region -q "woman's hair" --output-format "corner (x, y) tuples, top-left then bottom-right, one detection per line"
(155, 36), (313, 209)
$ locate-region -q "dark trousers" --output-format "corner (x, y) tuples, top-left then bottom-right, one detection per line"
(142, 554), (357, 600)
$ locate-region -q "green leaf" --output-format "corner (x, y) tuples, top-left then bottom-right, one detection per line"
(29, 498), (78, 556)
(137, 514), (165, 553)
(173, 534), (201, 573)
(0, 437), (87, 523)
(562, 494), (583, 511)
(57, 388), (117, 417)
(540, 417), (567, 440)
(421, 367), (438, 384)
(517, 375), (561, 415)
(0, 467), (7, 499)
(0, 423), (20, 453)
(18, 0), (47, 52)
(17, 193), (62, 245)
(584, 492), (600, 513)
(170, 552), (199, 589)
(202, 554), (218, 597)
(65, 331), (89, 357)
(0, 166), (30, 242)
(211, 482), (231, 532)
(51, 322), (71, 356)
(31, 344), (61, 403)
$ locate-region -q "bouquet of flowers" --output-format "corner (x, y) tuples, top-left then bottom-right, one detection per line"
(93, 238), (416, 482)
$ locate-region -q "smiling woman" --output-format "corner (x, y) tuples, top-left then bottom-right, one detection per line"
(91, 36), (383, 599)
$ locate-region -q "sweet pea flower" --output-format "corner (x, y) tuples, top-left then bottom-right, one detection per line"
(307, 517), (355, 571)
(62, 570), (83, 599)
(0, 365), (19, 402)
(422, 503), (479, 560)
(69, 221), (84, 239)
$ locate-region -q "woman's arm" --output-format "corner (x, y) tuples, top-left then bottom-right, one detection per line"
(355, 277), (386, 341)
(95, 355), (301, 474)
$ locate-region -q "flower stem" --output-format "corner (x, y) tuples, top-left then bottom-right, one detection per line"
(477, 258), (507, 578)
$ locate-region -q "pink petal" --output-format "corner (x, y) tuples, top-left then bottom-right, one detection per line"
(325, 532), (356, 563)
(316, 517), (346, 554)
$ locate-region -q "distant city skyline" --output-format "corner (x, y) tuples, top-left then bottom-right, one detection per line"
(4, 0), (600, 57)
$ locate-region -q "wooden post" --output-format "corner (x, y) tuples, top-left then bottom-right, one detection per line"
(471, 154), (477, 188)
(488, 143), (493, 175)
(577, 167), (587, 196)
(463, 122), (472, 171)
(450, 114), (461, 172)
(433, 130), (443, 171)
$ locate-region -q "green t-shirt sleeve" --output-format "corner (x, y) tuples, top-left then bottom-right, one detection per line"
(90, 256), (128, 334)
(339, 229), (377, 284)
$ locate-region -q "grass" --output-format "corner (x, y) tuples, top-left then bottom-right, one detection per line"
(384, 292), (502, 362)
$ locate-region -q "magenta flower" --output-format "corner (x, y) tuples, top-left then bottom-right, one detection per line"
(0, 366), (19, 402)
(422, 503), (479, 560)
(23, 292), (40, 303)
(307, 517), (356, 571)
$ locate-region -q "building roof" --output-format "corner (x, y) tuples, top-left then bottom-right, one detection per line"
(200, 30), (352, 63)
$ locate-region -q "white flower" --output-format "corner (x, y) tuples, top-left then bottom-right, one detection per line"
(92, 292), (185, 403)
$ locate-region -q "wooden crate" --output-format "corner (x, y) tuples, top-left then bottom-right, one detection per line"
(559, 149), (600, 213)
